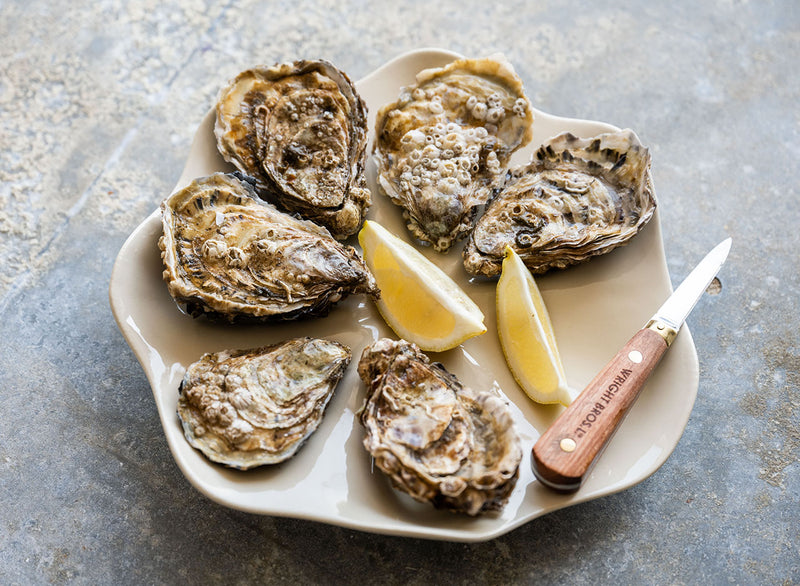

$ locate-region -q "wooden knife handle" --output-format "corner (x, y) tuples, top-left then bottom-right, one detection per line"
(531, 327), (671, 493)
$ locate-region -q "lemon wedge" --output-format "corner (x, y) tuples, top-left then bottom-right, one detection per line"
(358, 220), (486, 352)
(496, 246), (574, 406)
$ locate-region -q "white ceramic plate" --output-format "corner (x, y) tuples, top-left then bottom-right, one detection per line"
(109, 48), (698, 542)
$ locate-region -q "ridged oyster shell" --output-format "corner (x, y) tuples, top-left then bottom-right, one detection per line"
(358, 338), (522, 515)
(215, 59), (370, 239)
(159, 172), (377, 322)
(464, 129), (656, 276)
(177, 337), (350, 469)
(374, 55), (534, 252)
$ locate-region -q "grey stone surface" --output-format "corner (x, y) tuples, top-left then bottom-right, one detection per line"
(1, 0), (798, 583)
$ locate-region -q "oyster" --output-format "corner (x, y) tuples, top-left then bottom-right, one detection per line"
(159, 172), (377, 322)
(358, 338), (522, 515)
(215, 60), (370, 239)
(464, 129), (656, 276)
(177, 337), (350, 469)
(374, 55), (534, 252)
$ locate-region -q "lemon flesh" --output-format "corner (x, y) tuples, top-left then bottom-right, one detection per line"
(358, 220), (486, 352)
(496, 246), (574, 406)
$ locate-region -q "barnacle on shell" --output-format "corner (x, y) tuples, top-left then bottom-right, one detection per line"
(374, 55), (534, 252)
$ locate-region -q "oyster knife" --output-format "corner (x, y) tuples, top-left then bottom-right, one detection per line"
(531, 238), (732, 493)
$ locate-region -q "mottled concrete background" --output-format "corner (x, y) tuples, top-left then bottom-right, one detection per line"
(1, 0), (798, 583)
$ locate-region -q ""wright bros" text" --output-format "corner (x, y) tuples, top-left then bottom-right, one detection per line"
(573, 368), (633, 439)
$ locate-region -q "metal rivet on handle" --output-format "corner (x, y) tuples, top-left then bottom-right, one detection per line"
(560, 438), (576, 452)
(628, 350), (643, 363)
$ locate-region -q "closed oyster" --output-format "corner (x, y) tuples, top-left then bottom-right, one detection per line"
(178, 337), (350, 469)
(358, 338), (522, 515)
(464, 129), (656, 276)
(374, 55), (534, 252)
(215, 60), (370, 238)
(159, 172), (377, 322)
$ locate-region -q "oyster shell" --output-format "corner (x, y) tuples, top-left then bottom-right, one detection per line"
(215, 60), (370, 239)
(463, 129), (656, 276)
(177, 337), (350, 469)
(159, 172), (377, 322)
(358, 338), (522, 515)
(374, 55), (534, 252)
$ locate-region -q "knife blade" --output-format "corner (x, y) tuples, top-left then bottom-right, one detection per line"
(531, 238), (732, 493)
